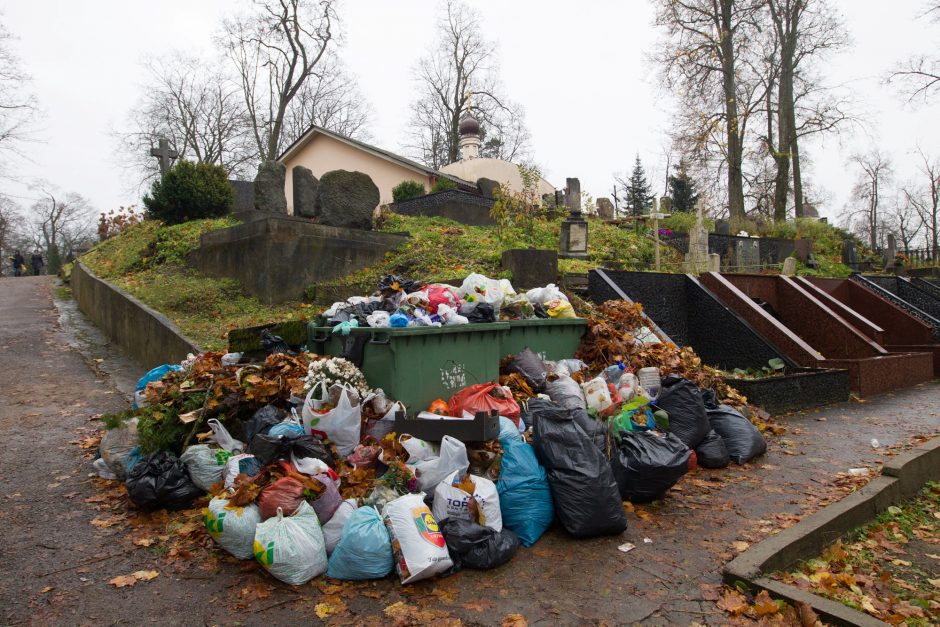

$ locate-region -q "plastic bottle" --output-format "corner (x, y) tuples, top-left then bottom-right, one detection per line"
(637, 367), (662, 400)
(617, 372), (638, 402)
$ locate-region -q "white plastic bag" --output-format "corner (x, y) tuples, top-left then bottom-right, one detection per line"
(438, 304), (469, 325)
(302, 385), (361, 456)
(582, 377), (613, 412)
(322, 499), (358, 556)
(222, 453), (261, 489)
(366, 311), (391, 328)
(204, 497), (261, 560)
(525, 283), (568, 305)
(181, 444), (228, 491)
(290, 451), (330, 477)
(364, 399), (404, 441)
(432, 470), (503, 531)
(458, 273), (505, 308)
(412, 436), (470, 492)
(253, 501), (327, 585)
(399, 434), (439, 463)
(207, 419), (245, 453)
(382, 493), (453, 584)
(100, 418), (139, 479)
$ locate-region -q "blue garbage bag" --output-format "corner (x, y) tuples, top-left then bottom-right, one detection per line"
(498, 416), (523, 443)
(496, 433), (554, 547)
(325, 506), (394, 580)
(133, 364), (182, 408)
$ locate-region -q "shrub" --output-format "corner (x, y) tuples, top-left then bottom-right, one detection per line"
(143, 160), (234, 225)
(392, 180), (426, 203)
(98, 205), (144, 241)
(431, 177), (458, 193)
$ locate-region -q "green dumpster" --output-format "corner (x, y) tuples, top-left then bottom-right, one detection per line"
(307, 323), (509, 414)
(501, 318), (587, 362)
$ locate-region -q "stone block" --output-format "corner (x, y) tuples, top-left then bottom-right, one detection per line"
(392, 189), (495, 226)
(595, 197), (615, 220)
(477, 177), (500, 199)
(254, 161), (287, 213)
(501, 249), (558, 289)
(315, 169), (379, 230)
(292, 165), (319, 218)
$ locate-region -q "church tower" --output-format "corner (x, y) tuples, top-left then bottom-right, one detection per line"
(457, 112), (481, 161)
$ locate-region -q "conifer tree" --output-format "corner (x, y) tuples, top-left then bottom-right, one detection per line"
(668, 159), (699, 212)
(626, 155), (654, 216)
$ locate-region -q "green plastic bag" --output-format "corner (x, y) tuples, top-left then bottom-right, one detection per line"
(253, 501), (327, 585)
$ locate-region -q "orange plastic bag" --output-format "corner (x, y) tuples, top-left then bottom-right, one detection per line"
(448, 383), (521, 426)
(257, 476), (305, 520)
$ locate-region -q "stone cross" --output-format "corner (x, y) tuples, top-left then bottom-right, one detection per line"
(565, 178), (581, 215)
(682, 198), (711, 273)
(150, 137), (178, 175)
(884, 233), (898, 269)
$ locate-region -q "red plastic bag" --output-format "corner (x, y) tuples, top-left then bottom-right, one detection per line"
(258, 476), (305, 520)
(449, 383), (521, 426)
(427, 284), (459, 316)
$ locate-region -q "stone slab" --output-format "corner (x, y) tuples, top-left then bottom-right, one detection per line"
(392, 189), (495, 226)
(501, 249), (558, 289)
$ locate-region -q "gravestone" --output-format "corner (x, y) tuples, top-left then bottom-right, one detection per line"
(565, 178), (581, 213)
(150, 137), (178, 174)
(682, 199), (710, 273)
(884, 233), (898, 270)
(315, 170), (379, 230)
(596, 197), (615, 220)
(254, 161), (287, 213)
(292, 166), (319, 218)
(841, 240), (858, 270)
(782, 257), (797, 276)
(715, 219), (731, 236)
(559, 177), (588, 259)
(735, 239), (760, 271)
(477, 177), (500, 199)
(230, 180), (255, 215)
(501, 249), (558, 288)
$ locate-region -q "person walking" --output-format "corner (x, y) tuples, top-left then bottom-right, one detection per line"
(30, 250), (44, 276)
(10, 250), (24, 277)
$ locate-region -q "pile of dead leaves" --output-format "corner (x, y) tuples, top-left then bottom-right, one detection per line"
(576, 300), (747, 406)
(716, 587), (822, 625)
(778, 482), (940, 624)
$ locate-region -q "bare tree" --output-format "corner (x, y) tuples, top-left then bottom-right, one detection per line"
(280, 52), (373, 145)
(0, 18), (38, 176)
(844, 151), (892, 251)
(0, 195), (21, 276)
(885, 193), (924, 253)
(406, 0), (530, 170)
(221, 0), (338, 162)
(653, 0), (768, 227)
(28, 183), (96, 272)
(887, 2), (940, 102)
(902, 148), (940, 259)
(117, 54), (254, 188)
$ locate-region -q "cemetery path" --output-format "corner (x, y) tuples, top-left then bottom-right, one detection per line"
(0, 275), (938, 626)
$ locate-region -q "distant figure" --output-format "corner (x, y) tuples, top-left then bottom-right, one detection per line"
(10, 250), (24, 277)
(31, 250), (44, 276)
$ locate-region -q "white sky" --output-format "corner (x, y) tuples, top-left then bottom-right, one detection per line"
(1, 0), (938, 222)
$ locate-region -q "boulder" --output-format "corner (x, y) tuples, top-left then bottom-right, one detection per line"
(315, 170), (379, 231)
(292, 166), (319, 218)
(254, 161), (287, 214)
(477, 178), (500, 199)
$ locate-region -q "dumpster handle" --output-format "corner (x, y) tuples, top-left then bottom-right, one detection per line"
(311, 329), (330, 342)
(369, 332), (391, 345)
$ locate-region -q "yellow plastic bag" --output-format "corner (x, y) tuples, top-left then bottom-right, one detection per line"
(546, 299), (576, 319)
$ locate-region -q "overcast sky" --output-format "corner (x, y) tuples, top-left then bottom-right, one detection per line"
(1, 0), (938, 222)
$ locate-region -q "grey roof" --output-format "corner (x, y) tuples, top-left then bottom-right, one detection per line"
(277, 125), (475, 188)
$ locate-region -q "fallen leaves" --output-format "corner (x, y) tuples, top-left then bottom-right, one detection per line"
(732, 541), (750, 553)
(716, 589), (749, 616)
(108, 570), (159, 588)
(501, 614), (528, 627)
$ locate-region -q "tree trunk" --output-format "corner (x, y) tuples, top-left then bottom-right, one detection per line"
(792, 130), (804, 217)
(720, 0), (746, 227)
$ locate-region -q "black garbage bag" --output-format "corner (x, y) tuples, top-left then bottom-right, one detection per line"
(440, 518), (521, 570)
(378, 274), (421, 295)
(125, 451), (204, 511)
(700, 388), (720, 410)
(462, 301), (496, 323)
(531, 403), (627, 538)
(695, 430), (730, 469)
(707, 405), (766, 465)
(508, 348), (549, 390)
(290, 434), (336, 469)
(249, 432), (301, 466)
(532, 303), (550, 319)
(527, 397), (606, 453)
(260, 329), (292, 354)
(245, 405), (286, 443)
(654, 375), (711, 449)
(610, 431), (690, 503)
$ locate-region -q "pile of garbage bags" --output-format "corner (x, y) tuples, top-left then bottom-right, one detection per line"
(321, 273), (576, 332)
(92, 308), (767, 588)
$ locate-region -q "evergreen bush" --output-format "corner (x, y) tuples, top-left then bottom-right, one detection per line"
(392, 180), (426, 203)
(143, 160), (234, 225)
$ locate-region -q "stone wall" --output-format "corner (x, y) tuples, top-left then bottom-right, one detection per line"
(188, 214), (409, 304)
(667, 234), (810, 269)
(391, 189), (495, 226)
(71, 262), (200, 370)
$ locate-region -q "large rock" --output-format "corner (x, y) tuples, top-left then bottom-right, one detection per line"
(254, 161), (287, 213)
(477, 177), (500, 199)
(292, 166), (319, 218)
(315, 170), (379, 230)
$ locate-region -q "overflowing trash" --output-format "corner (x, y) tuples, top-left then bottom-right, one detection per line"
(92, 272), (771, 588)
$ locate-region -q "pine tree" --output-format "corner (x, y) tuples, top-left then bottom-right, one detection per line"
(626, 155), (653, 217)
(668, 159), (699, 213)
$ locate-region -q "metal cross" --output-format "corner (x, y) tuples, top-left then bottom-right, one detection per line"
(150, 137), (179, 174)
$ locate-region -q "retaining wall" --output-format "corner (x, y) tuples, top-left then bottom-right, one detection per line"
(71, 262), (199, 370)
